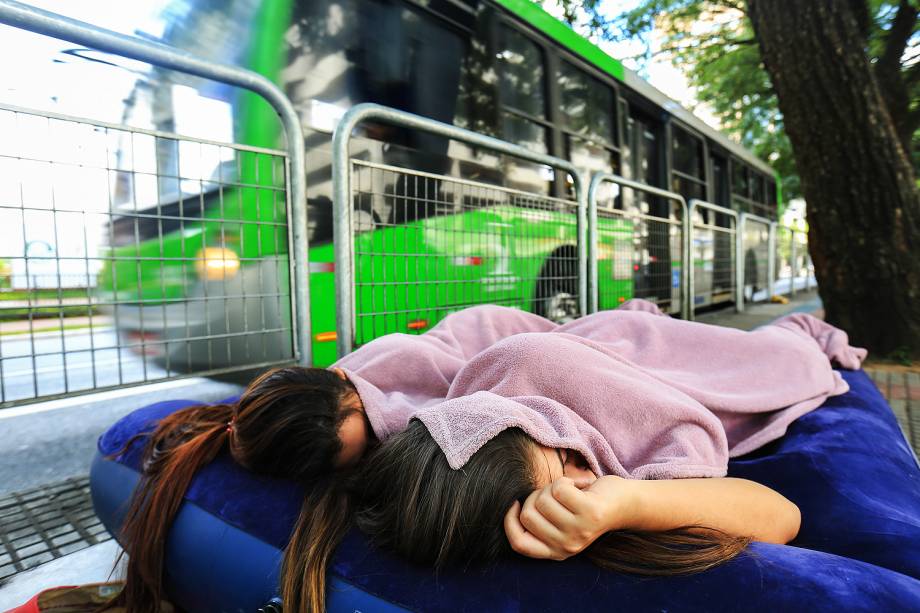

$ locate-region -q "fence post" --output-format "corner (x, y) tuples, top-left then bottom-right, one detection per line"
(767, 221), (776, 300)
(687, 200), (696, 320)
(0, 0), (312, 366)
(790, 229), (797, 298)
(736, 213), (747, 312)
(587, 176), (599, 314)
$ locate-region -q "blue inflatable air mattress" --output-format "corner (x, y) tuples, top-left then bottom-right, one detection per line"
(90, 370), (920, 612)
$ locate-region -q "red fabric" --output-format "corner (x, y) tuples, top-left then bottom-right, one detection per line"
(5, 586), (76, 612)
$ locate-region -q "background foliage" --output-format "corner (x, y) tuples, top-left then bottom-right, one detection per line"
(541, 0), (920, 200)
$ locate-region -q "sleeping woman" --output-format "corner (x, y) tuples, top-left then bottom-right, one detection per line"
(108, 300), (866, 612)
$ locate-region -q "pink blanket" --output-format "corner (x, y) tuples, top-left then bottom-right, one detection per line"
(336, 301), (866, 479)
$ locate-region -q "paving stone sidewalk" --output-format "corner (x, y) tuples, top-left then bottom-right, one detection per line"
(864, 367), (920, 456)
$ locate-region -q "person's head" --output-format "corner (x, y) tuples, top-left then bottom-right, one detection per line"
(229, 366), (369, 474)
(110, 366), (364, 613)
(284, 420), (751, 611)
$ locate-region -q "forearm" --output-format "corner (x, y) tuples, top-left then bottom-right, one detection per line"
(617, 477), (801, 544)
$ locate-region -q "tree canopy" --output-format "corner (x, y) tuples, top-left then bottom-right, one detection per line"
(541, 0), (919, 200)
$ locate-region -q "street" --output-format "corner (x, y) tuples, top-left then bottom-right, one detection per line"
(0, 324), (247, 495)
(0, 327), (168, 404)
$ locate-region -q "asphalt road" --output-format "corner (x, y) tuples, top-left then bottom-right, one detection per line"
(0, 327), (165, 404)
(0, 325), (247, 496)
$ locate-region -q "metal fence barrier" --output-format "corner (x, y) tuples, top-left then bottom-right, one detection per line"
(588, 174), (690, 320)
(688, 199), (739, 314)
(333, 104), (588, 357)
(737, 213), (774, 308)
(774, 224), (794, 297)
(0, 1), (309, 407)
(774, 225), (814, 297)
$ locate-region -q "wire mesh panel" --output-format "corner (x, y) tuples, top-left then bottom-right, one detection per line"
(595, 206), (683, 314)
(588, 173), (688, 318)
(741, 217), (771, 303)
(774, 225), (795, 296)
(350, 160), (580, 346)
(691, 204), (736, 309)
(0, 104), (295, 407)
(792, 229), (813, 292)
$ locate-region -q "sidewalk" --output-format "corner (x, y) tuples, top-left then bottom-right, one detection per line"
(693, 289), (823, 330)
(697, 290), (919, 455)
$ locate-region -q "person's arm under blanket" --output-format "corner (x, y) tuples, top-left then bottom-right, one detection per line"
(505, 476), (801, 561)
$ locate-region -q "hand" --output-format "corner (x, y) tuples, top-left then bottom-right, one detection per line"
(503, 475), (631, 561)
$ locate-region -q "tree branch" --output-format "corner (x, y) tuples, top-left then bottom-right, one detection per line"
(876, 0), (918, 79)
(658, 36), (756, 58)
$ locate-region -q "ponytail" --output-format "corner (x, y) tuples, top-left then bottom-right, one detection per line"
(106, 402), (236, 613)
(281, 481), (354, 612)
(586, 528), (752, 576)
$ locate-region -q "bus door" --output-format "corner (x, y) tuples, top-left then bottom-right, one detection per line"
(623, 109), (673, 310)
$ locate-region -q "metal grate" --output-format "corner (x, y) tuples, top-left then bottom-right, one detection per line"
(0, 104), (296, 407)
(350, 160), (581, 346)
(0, 475), (109, 583)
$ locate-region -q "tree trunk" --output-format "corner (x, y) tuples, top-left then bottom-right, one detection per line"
(747, 0), (920, 358)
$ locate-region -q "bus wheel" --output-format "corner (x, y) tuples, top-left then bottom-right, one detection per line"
(535, 252), (579, 323)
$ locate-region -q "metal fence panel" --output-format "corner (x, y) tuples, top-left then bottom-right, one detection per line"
(0, 0), (310, 407)
(350, 160), (581, 346)
(795, 230), (815, 291)
(0, 105), (295, 407)
(333, 103), (588, 357)
(588, 173), (689, 319)
(688, 199), (738, 313)
(774, 225), (795, 296)
(773, 225), (815, 298)
(738, 213), (773, 304)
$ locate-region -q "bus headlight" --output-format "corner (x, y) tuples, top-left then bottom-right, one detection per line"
(196, 247), (240, 280)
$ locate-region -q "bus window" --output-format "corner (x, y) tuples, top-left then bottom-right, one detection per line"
(710, 154), (729, 207)
(455, 9), (499, 139)
(731, 159), (750, 213)
(751, 173), (765, 212)
(499, 27), (546, 120)
(497, 26), (552, 191)
(557, 61), (615, 145)
(672, 126), (704, 179)
(767, 180), (777, 215)
(557, 62), (616, 201)
(670, 126), (706, 207)
(288, 0), (464, 132)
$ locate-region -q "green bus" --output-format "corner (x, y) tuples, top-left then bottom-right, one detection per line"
(97, 0), (779, 371)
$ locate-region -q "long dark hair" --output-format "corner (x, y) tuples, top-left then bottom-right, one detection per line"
(107, 367), (356, 613)
(284, 420), (752, 612)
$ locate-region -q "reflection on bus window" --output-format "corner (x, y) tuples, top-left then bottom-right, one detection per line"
(499, 27), (546, 119)
(672, 127), (704, 179)
(557, 61), (614, 144)
(501, 112), (547, 154)
(287, 0), (464, 137)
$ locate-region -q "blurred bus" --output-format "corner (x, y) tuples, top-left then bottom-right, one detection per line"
(96, 0), (779, 369)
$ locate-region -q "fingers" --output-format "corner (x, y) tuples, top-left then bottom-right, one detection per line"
(549, 477), (591, 513)
(520, 487), (566, 545)
(504, 500), (554, 559)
